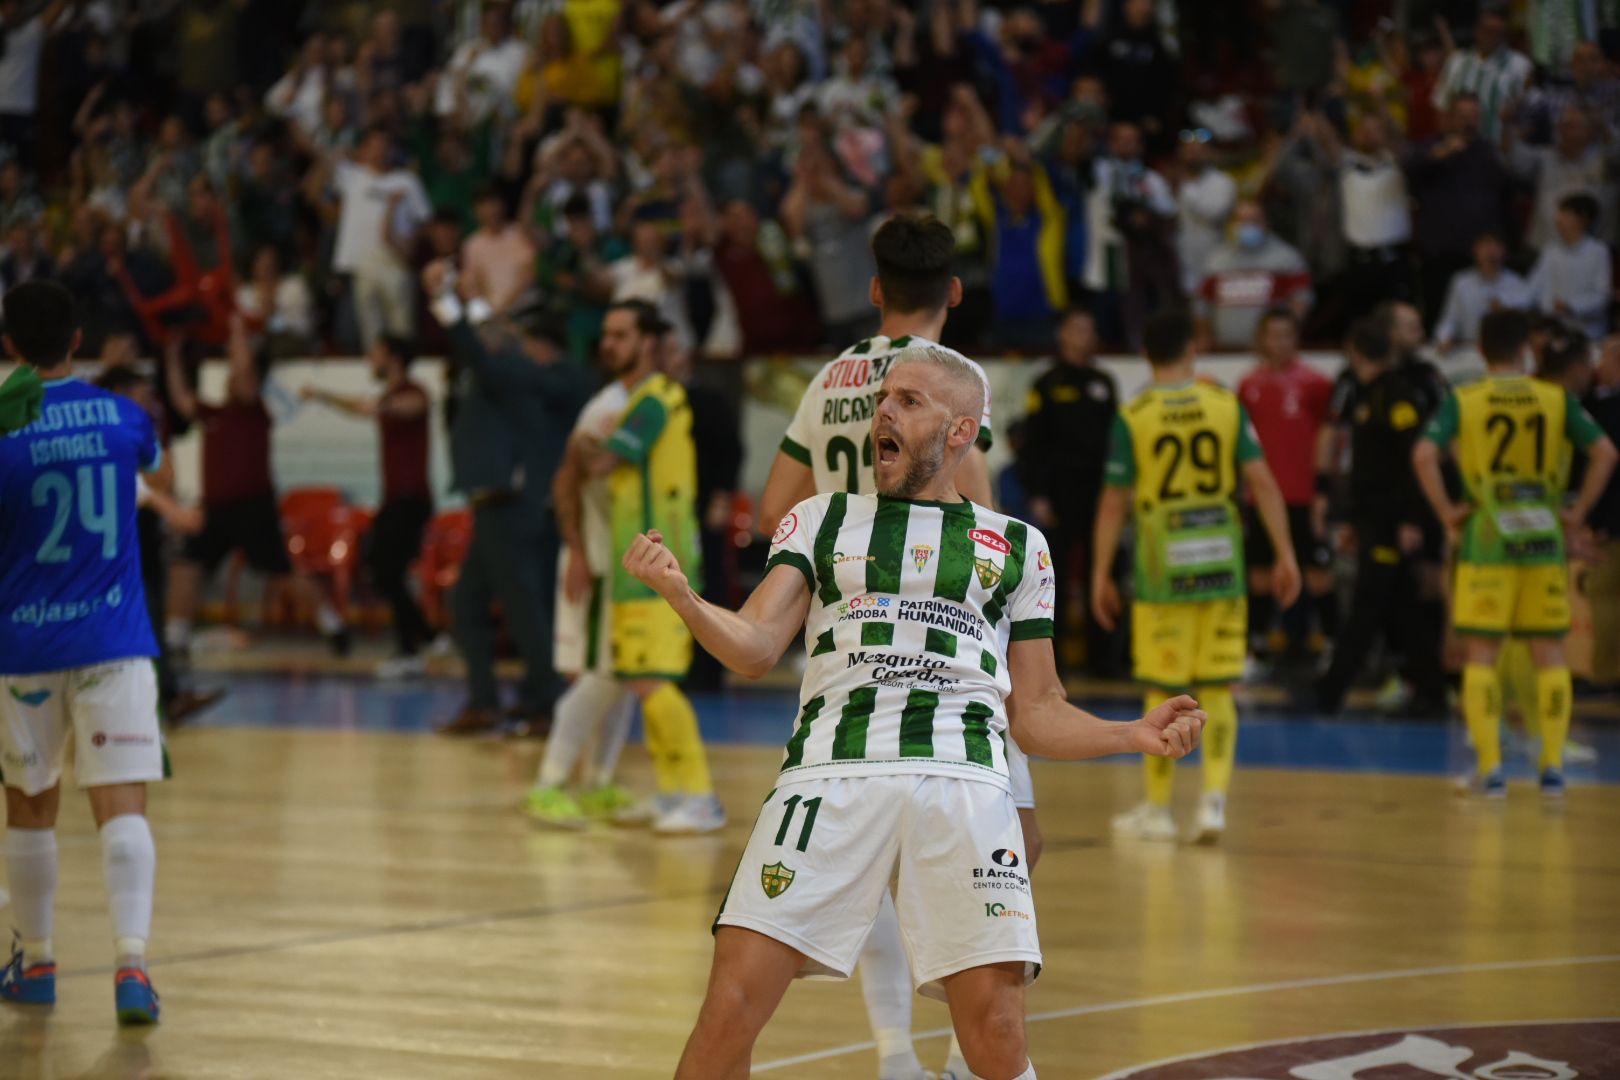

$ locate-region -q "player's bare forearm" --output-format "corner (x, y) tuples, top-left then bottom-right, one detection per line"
(760, 451), (816, 533)
(1007, 638), (1205, 760)
(553, 446), (586, 550)
(1091, 486), (1129, 589)
(954, 446), (993, 507)
(623, 534), (810, 678)
(1412, 439), (1460, 520)
(1244, 460), (1297, 566)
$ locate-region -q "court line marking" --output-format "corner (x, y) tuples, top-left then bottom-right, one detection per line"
(751, 953), (1620, 1072)
(1089, 1016), (1620, 1079)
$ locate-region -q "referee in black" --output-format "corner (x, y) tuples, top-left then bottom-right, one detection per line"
(1315, 318), (1448, 714)
(1021, 307), (1119, 674)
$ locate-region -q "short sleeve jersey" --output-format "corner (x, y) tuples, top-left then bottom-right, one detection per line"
(606, 372), (702, 600)
(764, 492), (1054, 790)
(1105, 380), (1264, 603)
(572, 379), (630, 575)
(1423, 373), (1606, 564)
(779, 335), (994, 494)
(0, 378), (162, 674)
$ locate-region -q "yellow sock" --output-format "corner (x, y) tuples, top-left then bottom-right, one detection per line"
(1462, 663), (1503, 776)
(1499, 639), (1538, 738)
(1142, 691), (1174, 806)
(640, 690), (680, 795)
(1537, 666), (1572, 771)
(642, 683), (712, 795)
(1198, 685), (1238, 796)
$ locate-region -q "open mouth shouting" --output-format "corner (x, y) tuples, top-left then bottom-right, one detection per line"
(875, 430), (902, 466)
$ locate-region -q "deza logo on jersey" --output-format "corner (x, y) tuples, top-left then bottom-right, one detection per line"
(969, 529), (1009, 590)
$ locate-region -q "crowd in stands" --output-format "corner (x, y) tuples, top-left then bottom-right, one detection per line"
(4, 0), (1620, 710)
(0, 0), (1617, 362)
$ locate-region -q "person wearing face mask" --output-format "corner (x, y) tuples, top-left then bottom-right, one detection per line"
(1174, 129), (1237, 299)
(1196, 199), (1313, 350)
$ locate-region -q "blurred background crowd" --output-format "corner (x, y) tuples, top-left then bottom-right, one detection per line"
(8, 0), (1620, 361)
(3, 0), (1619, 723)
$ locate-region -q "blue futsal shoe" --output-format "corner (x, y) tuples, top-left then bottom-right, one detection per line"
(0, 941), (56, 1005)
(115, 967), (161, 1025)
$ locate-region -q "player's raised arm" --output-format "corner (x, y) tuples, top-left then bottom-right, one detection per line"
(1005, 636), (1206, 760)
(622, 530), (811, 679)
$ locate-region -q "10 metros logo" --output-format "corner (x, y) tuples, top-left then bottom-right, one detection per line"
(973, 849), (1029, 893)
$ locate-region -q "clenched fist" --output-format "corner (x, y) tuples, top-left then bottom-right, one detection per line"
(622, 530), (691, 603)
(1129, 694), (1207, 759)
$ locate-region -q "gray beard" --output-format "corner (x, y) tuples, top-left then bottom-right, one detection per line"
(878, 422), (949, 499)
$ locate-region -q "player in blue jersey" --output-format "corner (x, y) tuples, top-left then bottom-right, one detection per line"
(0, 281), (164, 1025)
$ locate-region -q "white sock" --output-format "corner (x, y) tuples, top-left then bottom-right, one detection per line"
(314, 601), (344, 635)
(860, 890), (920, 1072)
(589, 690), (637, 787)
(99, 814), (155, 966)
(6, 826), (57, 961)
(537, 674), (620, 788)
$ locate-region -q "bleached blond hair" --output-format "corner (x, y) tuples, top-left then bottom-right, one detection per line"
(887, 345), (986, 424)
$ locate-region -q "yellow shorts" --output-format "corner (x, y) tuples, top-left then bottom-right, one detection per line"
(612, 598), (693, 679)
(1452, 562), (1570, 638)
(1131, 598), (1247, 691)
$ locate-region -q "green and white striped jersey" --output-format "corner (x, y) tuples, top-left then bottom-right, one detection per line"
(779, 335), (995, 495)
(766, 492), (1054, 789)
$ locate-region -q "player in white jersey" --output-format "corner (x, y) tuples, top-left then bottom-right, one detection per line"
(762, 213), (1032, 1080)
(524, 370), (640, 827)
(625, 349), (1205, 1080)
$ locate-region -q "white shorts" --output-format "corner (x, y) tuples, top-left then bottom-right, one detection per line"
(716, 773), (1041, 1000)
(1007, 740), (1036, 810)
(553, 566), (612, 678)
(0, 660), (166, 797)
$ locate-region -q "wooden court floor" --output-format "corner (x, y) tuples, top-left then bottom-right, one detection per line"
(2, 728), (1617, 1079)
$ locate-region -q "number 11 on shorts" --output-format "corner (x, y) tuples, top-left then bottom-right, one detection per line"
(772, 794), (822, 853)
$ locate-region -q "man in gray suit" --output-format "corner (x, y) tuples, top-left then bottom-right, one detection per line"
(423, 260), (587, 735)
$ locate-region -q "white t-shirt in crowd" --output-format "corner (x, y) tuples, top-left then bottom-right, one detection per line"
(435, 37), (528, 120)
(0, 16), (49, 115)
(1339, 150), (1412, 249)
(332, 162), (431, 275)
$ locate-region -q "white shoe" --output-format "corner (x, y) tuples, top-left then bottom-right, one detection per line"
(374, 654), (427, 680)
(1193, 792), (1226, 845)
(612, 793), (682, 828)
(425, 633), (456, 658)
(1111, 801), (1176, 841)
(1564, 739), (1598, 765)
(653, 795), (727, 835)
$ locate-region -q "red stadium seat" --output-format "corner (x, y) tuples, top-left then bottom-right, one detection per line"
(286, 505), (374, 614)
(414, 508), (473, 629)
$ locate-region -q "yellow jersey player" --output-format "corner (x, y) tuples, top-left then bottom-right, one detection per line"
(576, 299), (723, 833)
(1092, 311), (1301, 843)
(1413, 310), (1617, 797)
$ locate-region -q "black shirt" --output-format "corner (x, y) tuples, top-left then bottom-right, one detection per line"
(1346, 366), (1431, 530)
(1022, 360), (1118, 518)
(1579, 385), (1620, 535)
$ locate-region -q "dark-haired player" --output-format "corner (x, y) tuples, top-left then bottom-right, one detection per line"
(1414, 310), (1617, 797)
(301, 333), (437, 679)
(760, 213), (1023, 1080)
(1094, 311), (1300, 844)
(162, 314), (350, 657)
(0, 281), (164, 1023)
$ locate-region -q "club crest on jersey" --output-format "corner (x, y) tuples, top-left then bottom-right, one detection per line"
(974, 556), (1003, 590)
(911, 544), (935, 571)
(761, 862), (795, 899)
(969, 529), (1010, 555)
